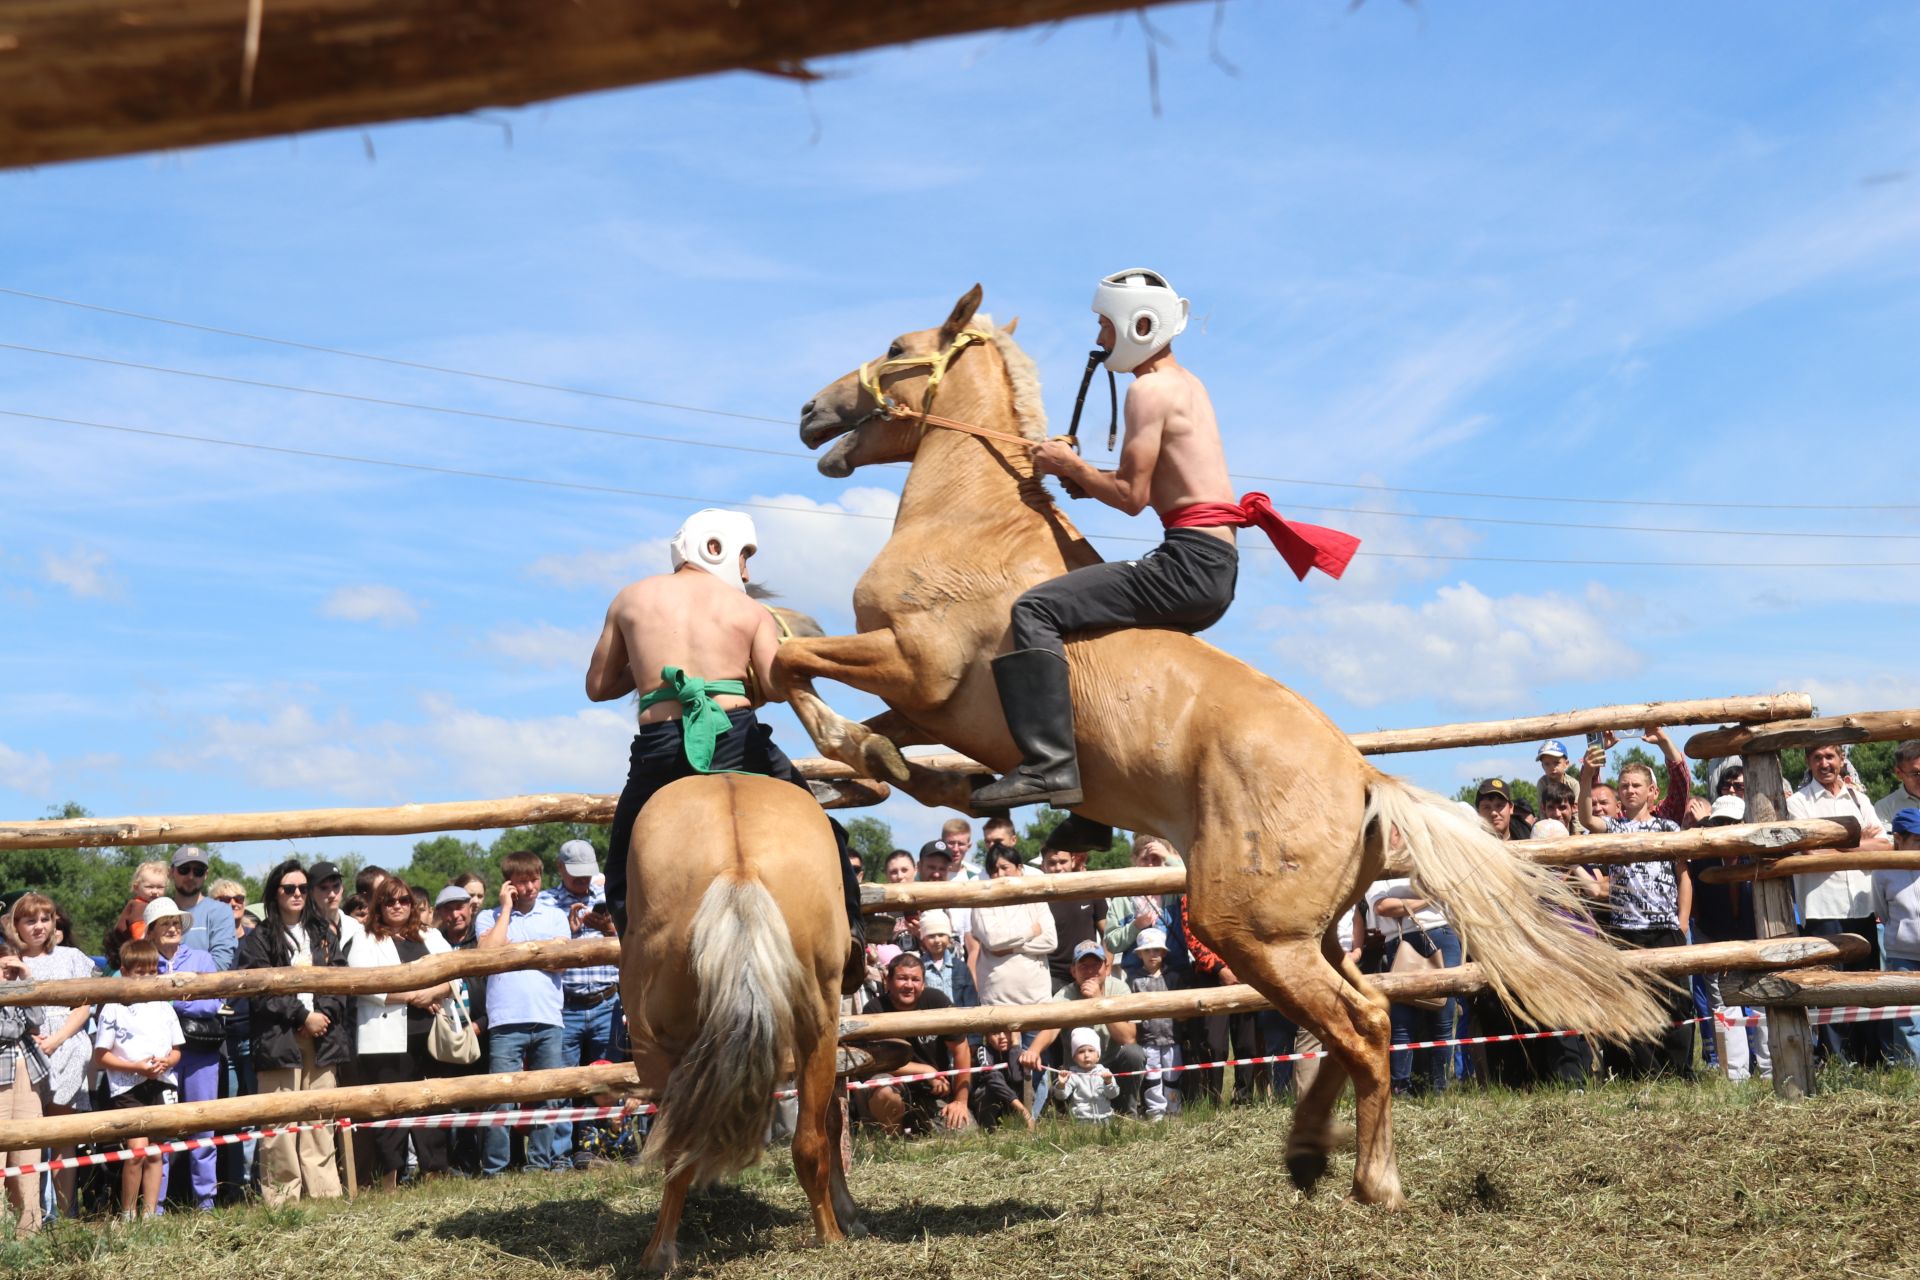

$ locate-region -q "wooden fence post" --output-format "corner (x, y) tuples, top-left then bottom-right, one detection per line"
(1744, 750), (1812, 1098)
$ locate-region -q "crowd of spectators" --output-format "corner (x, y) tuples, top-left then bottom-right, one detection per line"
(5, 735), (1920, 1233)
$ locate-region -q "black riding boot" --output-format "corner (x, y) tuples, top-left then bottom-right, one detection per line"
(971, 648), (1083, 809)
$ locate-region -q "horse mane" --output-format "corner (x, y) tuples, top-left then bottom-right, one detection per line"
(981, 319), (1048, 443)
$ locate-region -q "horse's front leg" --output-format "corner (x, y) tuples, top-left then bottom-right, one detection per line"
(773, 632), (923, 783)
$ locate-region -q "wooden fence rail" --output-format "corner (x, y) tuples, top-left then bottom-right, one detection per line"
(1685, 708), (1920, 758)
(0, 934), (1865, 1153)
(0, 692), (1811, 851)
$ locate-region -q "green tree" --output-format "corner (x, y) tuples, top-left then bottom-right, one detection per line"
(401, 835), (488, 890)
(842, 817), (896, 882)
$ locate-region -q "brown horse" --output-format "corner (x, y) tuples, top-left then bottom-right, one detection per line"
(774, 286), (1666, 1208)
(620, 773), (858, 1272)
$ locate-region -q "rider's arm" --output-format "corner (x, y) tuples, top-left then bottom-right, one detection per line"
(748, 609), (784, 704)
(1049, 387), (1164, 516)
(585, 595), (638, 702)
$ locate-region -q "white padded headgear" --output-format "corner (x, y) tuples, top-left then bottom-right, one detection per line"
(669, 508), (758, 590)
(1091, 268), (1189, 373)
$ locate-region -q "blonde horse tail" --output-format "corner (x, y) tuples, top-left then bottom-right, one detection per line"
(644, 874), (816, 1185)
(1363, 772), (1668, 1042)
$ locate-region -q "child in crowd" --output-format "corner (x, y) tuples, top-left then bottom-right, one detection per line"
(969, 1030), (1034, 1131)
(1055, 1027), (1117, 1123)
(92, 938), (183, 1219)
(573, 1060), (650, 1165)
(1128, 928), (1182, 1119)
(343, 895), (370, 926)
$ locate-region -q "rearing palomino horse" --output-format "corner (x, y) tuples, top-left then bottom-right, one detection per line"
(620, 773), (858, 1272)
(774, 285), (1666, 1208)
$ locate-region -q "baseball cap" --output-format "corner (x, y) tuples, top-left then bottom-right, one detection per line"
(918, 840), (949, 861)
(1071, 938), (1106, 964)
(1536, 740), (1569, 760)
(1135, 927), (1168, 952)
(1892, 808), (1920, 837)
(310, 861), (342, 885)
(171, 846), (208, 870)
(1475, 778), (1513, 803)
(558, 840), (600, 876)
(434, 884), (473, 908)
(919, 909), (953, 937)
(1707, 795), (1746, 826)
(141, 897), (184, 928)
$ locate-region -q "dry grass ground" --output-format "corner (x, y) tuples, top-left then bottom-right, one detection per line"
(11, 1069), (1920, 1280)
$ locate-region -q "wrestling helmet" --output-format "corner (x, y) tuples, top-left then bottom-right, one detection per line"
(1090, 268), (1190, 373)
(669, 508), (758, 590)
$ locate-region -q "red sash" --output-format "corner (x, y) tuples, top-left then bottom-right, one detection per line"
(1162, 494), (1359, 582)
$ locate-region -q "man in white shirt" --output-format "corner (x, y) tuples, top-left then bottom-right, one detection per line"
(1873, 740), (1920, 829)
(1787, 744), (1893, 1065)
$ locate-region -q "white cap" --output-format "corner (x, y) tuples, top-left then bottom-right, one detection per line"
(1708, 795), (1746, 824)
(919, 909), (953, 938)
(1529, 819), (1569, 841)
(1069, 1027), (1101, 1055)
(669, 508), (758, 590)
(1091, 268), (1189, 373)
(142, 897), (184, 928)
(1135, 927), (1168, 952)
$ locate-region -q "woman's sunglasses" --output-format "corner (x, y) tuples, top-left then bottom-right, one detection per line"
(278, 883), (309, 896)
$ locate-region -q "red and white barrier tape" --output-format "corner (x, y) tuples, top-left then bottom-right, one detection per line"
(0, 1120), (331, 1180)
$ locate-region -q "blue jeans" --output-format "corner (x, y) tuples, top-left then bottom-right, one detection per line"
(1887, 957), (1920, 1064)
(1387, 926), (1462, 1093)
(482, 1023), (564, 1175)
(552, 1000), (617, 1166)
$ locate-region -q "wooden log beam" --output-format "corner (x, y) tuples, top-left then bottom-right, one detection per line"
(1519, 819), (1857, 869)
(0, 0), (1192, 170)
(0, 1060), (642, 1153)
(0, 936), (620, 1009)
(1696, 850), (1920, 884)
(1727, 966), (1920, 1009)
(1345, 693), (1812, 757)
(861, 866), (1187, 911)
(840, 934), (1866, 1041)
(1685, 709), (1920, 759)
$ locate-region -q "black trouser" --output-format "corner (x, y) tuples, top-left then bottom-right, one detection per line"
(1009, 528), (1239, 656)
(1804, 917), (1891, 1067)
(605, 708), (858, 931)
(1604, 926), (1696, 1079)
(357, 1036), (450, 1179)
(1472, 990), (1589, 1089)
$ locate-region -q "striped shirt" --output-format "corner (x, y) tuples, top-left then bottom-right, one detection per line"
(539, 883), (620, 992)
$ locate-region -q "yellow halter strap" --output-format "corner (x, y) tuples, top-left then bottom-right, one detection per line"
(856, 329), (992, 420)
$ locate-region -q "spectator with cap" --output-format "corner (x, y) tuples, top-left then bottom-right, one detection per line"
(144, 895), (224, 1209)
(1475, 778), (1522, 841)
(1055, 1027), (1119, 1123)
(1788, 743), (1893, 1067)
(475, 850), (572, 1175)
(1128, 928), (1181, 1119)
(1535, 741), (1587, 830)
(430, 879), (488, 1174)
(168, 846), (236, 971)
(1691, 796), (1768, 1081)
(914, 910), (979, 1009)
(1019, 941), (1147, 1117)
(309, 861), (360, 958)
(1875, 741), (1920, 829)
(915, 841), (974, 957)
(540, 839), (619, 1170)
(1871, 809), (1920, 1064)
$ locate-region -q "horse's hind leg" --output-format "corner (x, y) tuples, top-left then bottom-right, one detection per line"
(640, 1167), (695, 1275)
(1230, 939), (1403, 1209)
(791, 1012), (848, 1247)
(825, 1086), (863, 1236)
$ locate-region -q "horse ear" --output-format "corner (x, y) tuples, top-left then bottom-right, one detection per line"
(1002, 315), (1020, 335)
(938, 284), (984, 347)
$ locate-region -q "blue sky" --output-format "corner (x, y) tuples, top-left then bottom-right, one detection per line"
(3, 2), (1917, 875)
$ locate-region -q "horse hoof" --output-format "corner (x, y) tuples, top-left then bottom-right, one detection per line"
(863, 736), (911, 785)
(844, 1219), (870, 1240)
(1286, 1150), (1330, 1193)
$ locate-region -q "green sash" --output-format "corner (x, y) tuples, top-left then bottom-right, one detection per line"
(635, 666), (749, 773)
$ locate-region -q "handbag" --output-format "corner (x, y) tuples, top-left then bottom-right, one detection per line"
(427, 987), (480, 1065)
(179, 1013), (226, 1051)
(1388, 926), (1448, 1012)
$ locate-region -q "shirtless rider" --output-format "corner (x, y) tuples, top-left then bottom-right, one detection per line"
(970, 268), (1360, 811)
(586, 509), (865, 980)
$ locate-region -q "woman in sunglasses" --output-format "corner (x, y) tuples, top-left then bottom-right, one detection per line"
(237, 859), (353, 1205)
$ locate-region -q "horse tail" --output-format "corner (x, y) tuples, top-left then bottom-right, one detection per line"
(1362, 772), (1668, 1042)
(643, 874), (817, 1185)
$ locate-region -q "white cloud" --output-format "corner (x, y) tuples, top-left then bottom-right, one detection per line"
(529, 541), (665, 591)
(161, 697), (634, 802)
(1792, 673), (1920, 718)
(41, 546), (116, 599)
(0, 742), (55, 797)
(320, 585), (421, 627)
(484, 622), (598, 670)
(1262, 580), (1639, 709)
